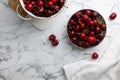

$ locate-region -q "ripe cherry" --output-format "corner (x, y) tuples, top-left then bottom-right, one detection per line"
(47, 1), (54, 8)
(74, 25), (80, 32)
(109, 12), (117, 20)
(36, 0), (44, 7)
(25, 3), (33, 11)
(95, 26), (101, 33)
(82, 14), (89, 22)
(80, 33), (87, 40)
(88, 36), (96, 44)
(52, 40), (59, 46)
(68, 31), (75, 37)
(51, 0), (58, 4)
(71, 37), (78, 43)
(88, 31), (95, 36)
(85, 9), (91, 15)
(92, 52), (99, 59)
(54, 5), (60, 12)
(99, 24), (106, 30)
(49, 34), (56, 41)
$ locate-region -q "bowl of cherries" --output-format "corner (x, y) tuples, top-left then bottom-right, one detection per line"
(19, 0), (66, 19)
(67, 9), (106, 48)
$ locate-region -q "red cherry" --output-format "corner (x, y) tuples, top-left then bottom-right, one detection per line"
(36, 0), (44, 7)
(91, 11), (98, 18)
(31, 1), (35, 5)
(85, 9), (91, 15)
(69, 19), (76, 25)
(99, 24), (106, 30)
(95, 26), (101, 33)
(68, 31), (75, 37)
(36, 7), (45, 14)
(52, 40), (59, 46)
(109, 12), (117, 20)
(88, 20), (94, 26)
(54, 5), (60, 12)
(79, 33), (87, 40)
(88, 36), (96, 44)
(97, 33), (105, 40)
(88, 31), (95, 36)
(80, 23), (85, 30)
(59, 0), (65, 6)
(45, 10), (53, 17)
(25, 3), (33, 11)
(82, 14), (89, 22)
(51, 0), (58, 4)
(47, 1), (53, 8)
(71, 37), (78, 43)
(92, 52), (99, 59)
(83, 42), (90, 48)
(74, 25), (80, 32)
(93, 19), (98, 26)
(49, 34), (56, 41)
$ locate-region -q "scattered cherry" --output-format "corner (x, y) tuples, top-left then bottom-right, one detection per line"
(109, 12), (117, 20)
(49, 34), (56, 41)
(52, 39), (59, 46)
(92, 52), (99, 59)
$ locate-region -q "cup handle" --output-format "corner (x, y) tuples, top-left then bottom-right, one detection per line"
(16, 5), (32, 20)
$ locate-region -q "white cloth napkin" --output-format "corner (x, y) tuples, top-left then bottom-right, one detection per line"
(63, 30), (120, 80)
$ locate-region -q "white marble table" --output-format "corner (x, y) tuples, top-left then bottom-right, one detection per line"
(0, 0), (120, 80)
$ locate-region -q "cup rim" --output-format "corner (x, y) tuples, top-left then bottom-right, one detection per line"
(19, 0), (67, 19)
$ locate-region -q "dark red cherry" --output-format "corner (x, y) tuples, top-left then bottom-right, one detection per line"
(109, 12), (117, 20)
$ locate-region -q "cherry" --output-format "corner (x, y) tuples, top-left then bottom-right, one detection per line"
(52, 40), (59, 46)
(88, 36), (96, 44)
(109, 12), (117, 20)
(49, 34), (56, 41)
(93, 19), (98, 26)
(54, 5), (60, 12)
(79, 33), (87, 40)
(88, 20), (94, 26)
(68, 31), (75, 37)
(88, 31), (95, 36)
(31, 1), (35, 5)
(82, 14), (89, 22)
(36, 0), (44, 7)
(97, 33), (104, 40)
(51, 0), (58, 4)
(47, 1), (54, 8)
(83, 42), (90, 48)
(95, 26), (101, 33)
(67, 9), (106, 48)
(91, 11), (98, 18)
(45, 10), (53, 17)
(25, 3), (33, 11)
(85, 9), (91, 15)
(36, 7), (45, 14)
(77, 41), (83, 47)
(71, 37), (78, 43)
(59, 0), (65, 6)
(92, 52), (99, 59)
(74, 25), (80, 32)
(99, 24), (106, 30)
(80, 23), (85, 30)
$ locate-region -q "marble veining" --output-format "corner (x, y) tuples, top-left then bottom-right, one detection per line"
(0, 0), (120, 80)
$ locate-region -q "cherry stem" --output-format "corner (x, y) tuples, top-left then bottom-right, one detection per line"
(44, 0), (47, 7)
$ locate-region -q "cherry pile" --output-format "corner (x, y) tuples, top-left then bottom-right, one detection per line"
(67, 9), (106, 48)
(23, 0), (66, 17)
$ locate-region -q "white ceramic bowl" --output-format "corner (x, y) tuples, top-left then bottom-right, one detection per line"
(18, 0), (67, 20)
